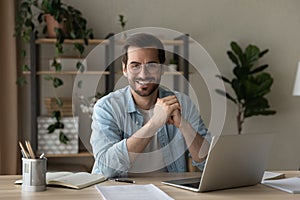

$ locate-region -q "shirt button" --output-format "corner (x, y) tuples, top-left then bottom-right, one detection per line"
(135, 121), (139, 125)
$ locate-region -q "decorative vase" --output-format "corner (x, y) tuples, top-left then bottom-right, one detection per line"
(37, 116), (79, 154)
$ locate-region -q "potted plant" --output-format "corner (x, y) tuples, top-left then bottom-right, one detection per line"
(216, 41), (276, 134)
(15, 0), (94, 74)
(118, 14), (127, 39)
(15, 0), (94, 144)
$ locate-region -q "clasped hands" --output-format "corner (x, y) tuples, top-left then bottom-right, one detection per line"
(150, 95), (182, 129)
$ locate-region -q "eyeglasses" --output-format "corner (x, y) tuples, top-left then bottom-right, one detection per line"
(127, 63), (161, 74)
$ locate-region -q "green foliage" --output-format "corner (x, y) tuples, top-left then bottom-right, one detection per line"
(15, 0), (94, 81)
(216, 41), (276, 134)
(47, 110), (67, 144)
(15, 0), (94, 53)
(118, 14), (127, 30)
(15, 0), (94, 144)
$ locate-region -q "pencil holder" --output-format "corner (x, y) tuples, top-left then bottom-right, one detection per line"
(22, 157), (47, 192)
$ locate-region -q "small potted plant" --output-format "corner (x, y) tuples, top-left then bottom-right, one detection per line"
(118, 14), (127, 39)
(15, 0), (94, 144)
(216, 41), (276, 134)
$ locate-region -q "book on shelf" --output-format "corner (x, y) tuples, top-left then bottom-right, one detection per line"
(15, 171), (106, 189)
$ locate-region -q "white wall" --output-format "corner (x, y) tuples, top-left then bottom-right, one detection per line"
(56, 0), (300, 170)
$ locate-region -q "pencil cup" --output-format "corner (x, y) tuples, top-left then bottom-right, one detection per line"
(22, 157), (47, 192)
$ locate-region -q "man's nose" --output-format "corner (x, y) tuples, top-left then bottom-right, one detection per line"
(139, 65), (150, 77)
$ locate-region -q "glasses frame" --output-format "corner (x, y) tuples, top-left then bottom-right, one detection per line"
(127, 63), (162, 74)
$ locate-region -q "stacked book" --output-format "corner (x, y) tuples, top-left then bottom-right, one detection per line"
(44, 97), (73, 116)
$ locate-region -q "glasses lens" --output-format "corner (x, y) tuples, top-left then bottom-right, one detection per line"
(128, 63), (160, 74)
(128, 64), (141, 73)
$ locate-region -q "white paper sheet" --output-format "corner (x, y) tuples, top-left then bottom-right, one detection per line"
(262, 177), (300, 194)
(95, 184), (174, 200)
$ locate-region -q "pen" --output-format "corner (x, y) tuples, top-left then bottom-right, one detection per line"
(25, 140), (36, 158)
(114, 179), (135, 184)
(39, 153), (45, 159)
(20, 149), (27, 158)
(19, 141), (29, 158)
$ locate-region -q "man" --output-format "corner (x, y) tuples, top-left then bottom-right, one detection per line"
(90, 33), (210, 178)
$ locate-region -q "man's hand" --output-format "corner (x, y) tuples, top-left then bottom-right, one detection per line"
(167, 108), (182, 128)
(150, 95), (181, 128)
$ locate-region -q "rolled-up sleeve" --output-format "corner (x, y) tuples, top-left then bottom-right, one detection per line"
(90, 99), (130, 178)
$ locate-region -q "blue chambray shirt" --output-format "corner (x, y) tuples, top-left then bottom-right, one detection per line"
(90, 86), (210, 178)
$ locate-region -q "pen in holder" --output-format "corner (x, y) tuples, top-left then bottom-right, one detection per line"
(22, 157), (47, 192)
(19, 140), (47, 192)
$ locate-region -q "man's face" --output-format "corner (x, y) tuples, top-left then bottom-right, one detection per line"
(123, 46), (163, 97)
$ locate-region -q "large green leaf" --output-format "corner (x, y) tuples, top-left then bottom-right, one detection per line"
(215, 89), (237, 104)
(231, 42), (245, 66)
(245, 97), (269, 110)
(55, 97), (63, 107)
(254, 73), (273, 96)
(16, 76), (28, 86)
(243, 79), (260, 98)
(53, 77), (63, 88)
(52, 110), (61, 121)
(231, 79), (245, 101)
(250, 64), (269, 74)
(233, 66), (249, 78)
(47, 124), (56, 133)
(244, 108), (276, 118)
(259, 49), (269, 58)
(227, 51), (239, 67)
(59, 131), (69, 144)
(245, 45), (260, 65)
(216, 75), (231, 84)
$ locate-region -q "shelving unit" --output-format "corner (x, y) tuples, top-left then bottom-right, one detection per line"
(27, 33), (190, 157)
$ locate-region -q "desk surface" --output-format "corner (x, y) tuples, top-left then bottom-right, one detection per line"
(1, 171), (299, 200)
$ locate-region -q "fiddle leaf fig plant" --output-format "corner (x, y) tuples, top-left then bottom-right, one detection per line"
(216, 41), (276, 134)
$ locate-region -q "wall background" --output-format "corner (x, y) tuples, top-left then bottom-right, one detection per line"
(21, 0), (300, 170)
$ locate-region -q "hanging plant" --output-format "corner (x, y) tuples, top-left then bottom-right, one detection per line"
(15, 0), (94, 143)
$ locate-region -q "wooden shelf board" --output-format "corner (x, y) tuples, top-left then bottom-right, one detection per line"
(23, 71), (189, 75)
(35, 38), (108, 45)
(35, 38), (186, 45)
(45, 151), (93, 158)
(23, 71), (110, 75)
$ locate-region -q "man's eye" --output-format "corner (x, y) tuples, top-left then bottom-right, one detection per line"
(130, 65), (140, 70)
(148, 63), (158, 68)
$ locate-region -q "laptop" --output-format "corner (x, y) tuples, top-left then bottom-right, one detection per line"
(162, 134), (273, 192)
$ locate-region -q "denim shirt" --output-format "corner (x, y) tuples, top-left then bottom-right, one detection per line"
(90, 86), (210, 177)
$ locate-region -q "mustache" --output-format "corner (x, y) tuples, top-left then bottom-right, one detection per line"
(134, 78), (158, 83)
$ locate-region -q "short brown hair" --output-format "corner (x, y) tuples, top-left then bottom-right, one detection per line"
(121, 33), (166, 65)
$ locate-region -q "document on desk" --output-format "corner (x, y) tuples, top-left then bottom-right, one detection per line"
(262, 177), (300, 194)
(95, 184), (174, 200)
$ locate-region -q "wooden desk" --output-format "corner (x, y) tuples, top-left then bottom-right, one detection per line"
(1, 171), (299, 200)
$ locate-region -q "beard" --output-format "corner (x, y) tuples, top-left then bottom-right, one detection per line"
(129, 78), (160, 97)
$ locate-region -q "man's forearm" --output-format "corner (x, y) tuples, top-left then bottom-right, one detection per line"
(179, 120), (210, 163)
(126, 120), (161, 162)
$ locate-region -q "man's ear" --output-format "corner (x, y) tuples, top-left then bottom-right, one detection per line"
(122, 63), (128, 77)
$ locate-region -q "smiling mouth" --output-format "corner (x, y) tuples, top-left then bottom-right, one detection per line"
(136, 80), (153, 85)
